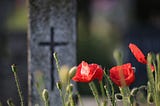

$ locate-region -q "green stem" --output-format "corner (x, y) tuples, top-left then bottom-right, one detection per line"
(100, 81), (105, 99)
(44, 101), (49, 106)
(104, 71), (115, 106)
(77, 93), (84, 106)
(153, 61), (159, 106)
(157, 54), (160, 84)
(11, 65), (24, 106)
(147, 54), (155, 87)
(59, 90), (65, 106)
(104, 85), (110, 100)
(104, 85), (111, 106)
(68, 85), (75, 106)
(89, 82), (100, 106)
(155, 54), (160, 106)
(119, 87), (130, 106)
(69, 93), (74, 106)
(13, 72), (24, 106)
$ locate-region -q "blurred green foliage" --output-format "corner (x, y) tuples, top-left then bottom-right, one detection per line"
(5, 6), (27, 31)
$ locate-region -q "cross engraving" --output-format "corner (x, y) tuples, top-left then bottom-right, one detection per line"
(39, 27), (68, 90)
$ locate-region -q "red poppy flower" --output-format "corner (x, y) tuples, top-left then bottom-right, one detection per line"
(129, 43), (147, 64)
(109, 63), (135, 87)
(72, 61), (104, 83)
(129, 43), (154, 72)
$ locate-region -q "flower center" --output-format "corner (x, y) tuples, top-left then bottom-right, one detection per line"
(80, 63), (90, 76)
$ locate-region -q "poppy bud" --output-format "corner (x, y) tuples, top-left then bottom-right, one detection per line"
(69, 66), (77, 79)
(42, 89), (49, 102)
(129, 43), (147, 64)
(113, 49), (123, 65)
(56, 81), (62, 90)
(7, 99), (15, 106)
(11, 64), (17, 73)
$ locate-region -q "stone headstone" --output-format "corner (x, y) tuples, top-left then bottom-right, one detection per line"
(28, 0), (77, 105)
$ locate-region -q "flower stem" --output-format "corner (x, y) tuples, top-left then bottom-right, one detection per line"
(11, 65), (24, 106)
(89, 82), (100, 106)
(104, 71), (115, 106)
(59, 90), (65, 106)
(44, 101), (49, 106)
(119, 87), (130, 106)
(104, 85), (110, 100)
(100, 81), (105, 99)
(155, 54), (160, 106)
(77, 92), (84, 106)
(67, 84), (75, 106)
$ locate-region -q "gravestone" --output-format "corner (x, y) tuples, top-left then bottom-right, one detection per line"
(28, 0), (77, 106)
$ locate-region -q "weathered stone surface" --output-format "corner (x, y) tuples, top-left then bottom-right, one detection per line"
(28, 0), (77, 105)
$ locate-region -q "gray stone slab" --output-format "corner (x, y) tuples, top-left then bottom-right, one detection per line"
(28, 0), (77, 105)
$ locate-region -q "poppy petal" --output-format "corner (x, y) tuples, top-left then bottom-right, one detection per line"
(129, 43), (147, 64)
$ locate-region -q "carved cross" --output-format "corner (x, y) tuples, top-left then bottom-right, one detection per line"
(28, 0), (77, 105)
(39, 27), (68, 90)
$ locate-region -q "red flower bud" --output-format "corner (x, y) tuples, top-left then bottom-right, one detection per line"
(129, 43), (154, 72)
(109, 63), (135, 87)
(129, 43), (147, 64)
(72, 61), (104, 82)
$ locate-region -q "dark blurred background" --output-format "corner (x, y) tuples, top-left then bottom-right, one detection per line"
(0, 0), (27, 106)
(77, 0), (160, 94)
(0, 0), (160, 105)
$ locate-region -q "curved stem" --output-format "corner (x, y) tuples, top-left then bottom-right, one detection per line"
(44, 101), (49, 106)
(13, 72), (24, 106)
(89, 82), (100, 106)
(77, 92), (84, 106)
(100, 81), (105, 98)
(59, 90), (65, 106)
(104, 71), (115, 106)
